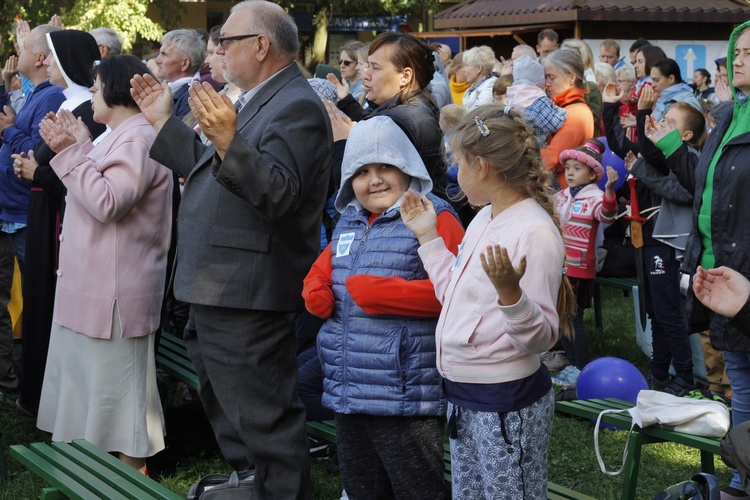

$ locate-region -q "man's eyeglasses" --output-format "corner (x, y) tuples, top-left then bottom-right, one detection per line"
(338, 59), (355, 67)
(218, 33), (259, 48)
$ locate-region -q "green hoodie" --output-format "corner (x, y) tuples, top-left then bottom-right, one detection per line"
(698, 20), (750, 268)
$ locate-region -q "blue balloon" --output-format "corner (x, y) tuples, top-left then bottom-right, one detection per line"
(576, 357), (648, 430)
(595, 136), (628, 192)
(577, 357), (648, 403)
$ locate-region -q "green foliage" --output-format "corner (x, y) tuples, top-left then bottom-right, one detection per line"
(61, 0), (165, 52)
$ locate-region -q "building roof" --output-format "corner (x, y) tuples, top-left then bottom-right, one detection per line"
(435, 0), (750, 30)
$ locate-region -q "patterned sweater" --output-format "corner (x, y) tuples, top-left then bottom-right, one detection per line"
(554, 183), (617, 279)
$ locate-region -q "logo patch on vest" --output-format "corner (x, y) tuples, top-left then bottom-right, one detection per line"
(572, 201), (584, 214)
(336, 232), (355, 257)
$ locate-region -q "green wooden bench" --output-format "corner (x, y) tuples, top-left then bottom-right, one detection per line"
(9, 440), (182, 500)
(155, 332), (199, 389)
(593, 277), (637, 329)
(555, 398), (722, 500)
(306, 420), (596, 500)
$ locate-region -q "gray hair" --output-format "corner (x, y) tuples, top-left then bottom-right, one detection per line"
(545, 49), (586, 89)
(462, 45), (496, 74)
(594, 62), (616, 87)
(512, 44), (537, 60)
(231, 0), (299, 60)
(30, 25), (62, 55)
(89, 27), (122, 55)
(161, 29), (206, 73)
(615, 64), (636, 82)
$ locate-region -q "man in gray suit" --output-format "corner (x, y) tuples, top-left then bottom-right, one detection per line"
(131, 1), (332, 497)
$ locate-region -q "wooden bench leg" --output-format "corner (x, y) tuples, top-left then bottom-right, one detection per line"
(594, 282), (603, 329)
(620, 432), (644, 500)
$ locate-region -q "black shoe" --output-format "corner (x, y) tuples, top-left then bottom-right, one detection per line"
(662, 377), (694, 397)
(649, 375), (670, 391)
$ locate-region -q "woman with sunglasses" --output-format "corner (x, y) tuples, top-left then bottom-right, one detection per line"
(338, 41), (364, 102)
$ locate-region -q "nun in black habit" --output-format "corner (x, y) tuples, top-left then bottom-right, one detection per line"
(12, 29), (106, 415)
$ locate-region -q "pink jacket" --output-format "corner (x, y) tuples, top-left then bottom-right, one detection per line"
(554, 184), (616, 279)
(50, 113), (172, 339)
(418, 199), (564, 384)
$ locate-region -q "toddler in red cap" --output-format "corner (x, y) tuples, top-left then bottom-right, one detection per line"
(552, 139), (619, 386)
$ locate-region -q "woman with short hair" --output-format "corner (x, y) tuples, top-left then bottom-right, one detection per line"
(35, 55), (172, 474)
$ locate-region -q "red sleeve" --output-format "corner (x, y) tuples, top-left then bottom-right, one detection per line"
(302, 244), (335, 319)
(345, 211), (465, 316)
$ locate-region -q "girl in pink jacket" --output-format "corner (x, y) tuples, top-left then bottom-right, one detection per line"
(401, 105), (574, 500)
(552, 139), (618, 386)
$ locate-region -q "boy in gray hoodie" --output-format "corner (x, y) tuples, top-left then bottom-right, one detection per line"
(302, 116), (463, 499)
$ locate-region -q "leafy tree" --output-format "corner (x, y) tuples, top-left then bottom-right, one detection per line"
(61, 0), (167, 52)
(279, 0), (442, 70)
(0, 0), (179, 57)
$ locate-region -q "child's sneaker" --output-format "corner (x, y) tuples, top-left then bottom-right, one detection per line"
(552, 365), (581, 387)
(648, 374), (671, 391)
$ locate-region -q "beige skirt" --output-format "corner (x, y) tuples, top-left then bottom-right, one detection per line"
(36, 305), (165, 458)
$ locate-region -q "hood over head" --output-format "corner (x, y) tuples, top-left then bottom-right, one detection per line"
(513, 56), (545, 89)
(727, 20), (750, 104)
(336, 115), (432, 213)
(47, 30), (100, 89)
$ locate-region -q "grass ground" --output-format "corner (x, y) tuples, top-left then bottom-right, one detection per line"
(0, 286), (732, 499)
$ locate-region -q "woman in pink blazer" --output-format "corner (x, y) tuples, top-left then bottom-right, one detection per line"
(33, 55), (172, 474)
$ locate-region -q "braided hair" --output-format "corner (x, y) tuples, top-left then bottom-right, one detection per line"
(449, 104), (575, 337)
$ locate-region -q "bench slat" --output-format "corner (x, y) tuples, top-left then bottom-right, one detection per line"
(11, 443), (127, 499)
(70, 440), (182, 500)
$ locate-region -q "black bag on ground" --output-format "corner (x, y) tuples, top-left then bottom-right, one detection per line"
(651, 473), (720, 500)
(187, 470), (254, 499)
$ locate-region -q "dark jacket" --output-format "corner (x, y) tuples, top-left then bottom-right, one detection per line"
(678, 101), (750, 351)
(335, 91), (446, 199)
(678, 19), (750, 351)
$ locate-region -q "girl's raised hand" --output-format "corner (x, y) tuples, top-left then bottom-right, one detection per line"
(604, 166), (619, 192)
(480, 244), (526, 306)
(400, 189), (439, 245)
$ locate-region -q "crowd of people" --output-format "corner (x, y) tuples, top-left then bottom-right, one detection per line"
(1, 3), (750, 499)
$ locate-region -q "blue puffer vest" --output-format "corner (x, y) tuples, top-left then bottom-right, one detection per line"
(318, 194), (453, 416)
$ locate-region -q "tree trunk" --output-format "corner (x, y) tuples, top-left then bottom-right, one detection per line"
(310, 5), (329, 72)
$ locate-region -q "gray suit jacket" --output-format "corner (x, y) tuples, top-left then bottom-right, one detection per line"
(150, 63), (332, 311)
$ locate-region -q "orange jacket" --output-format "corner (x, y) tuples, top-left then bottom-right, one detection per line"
(542, 87), (594, 189)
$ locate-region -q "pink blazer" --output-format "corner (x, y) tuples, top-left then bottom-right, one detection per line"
(50, 113), (172, 339)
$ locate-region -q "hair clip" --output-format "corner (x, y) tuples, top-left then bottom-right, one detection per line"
(474, 116), (490, 137)
(503, 105), (513, 115)
(562, 266), (568, 276)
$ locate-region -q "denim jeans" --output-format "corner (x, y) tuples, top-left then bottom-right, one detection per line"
(723, 351), (750, 491)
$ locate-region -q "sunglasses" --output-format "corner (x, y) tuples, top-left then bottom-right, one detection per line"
(338, 59), (355, 67)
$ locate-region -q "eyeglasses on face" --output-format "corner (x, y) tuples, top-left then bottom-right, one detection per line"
(218, 33), (259, 48)
(339, 59), (355, 67)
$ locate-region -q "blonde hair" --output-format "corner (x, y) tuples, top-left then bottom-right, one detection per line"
(440, 104), (466, 129)
(562, 38), (594, 72)
(594, 62), (616, 89)
(462, 45), (496, 75)
(448, 104), (575, 337)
